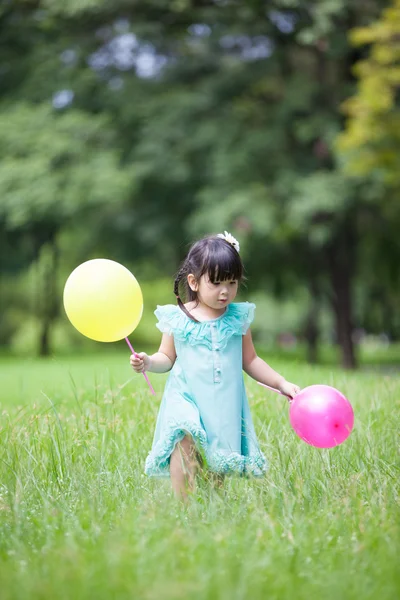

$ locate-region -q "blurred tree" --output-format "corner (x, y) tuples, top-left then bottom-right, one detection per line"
(117, 0), (384, 368)
(337, 0), (400, 341)
(338, 0), (400, 183)
(0, 103), (131, 355)
(0, 0), (395, 366)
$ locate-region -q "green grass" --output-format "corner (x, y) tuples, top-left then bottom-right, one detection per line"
(0, 353), (399, 599)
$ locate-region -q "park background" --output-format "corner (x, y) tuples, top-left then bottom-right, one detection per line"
(0, 1), (399, 599)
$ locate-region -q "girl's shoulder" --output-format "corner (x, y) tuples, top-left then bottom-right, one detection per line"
(153, 304), (184, 337)
(154, 302), (256, 350)
(228, 301), (256, 322)
(154, 304), (181, 320)
(226, 302), (256, 336)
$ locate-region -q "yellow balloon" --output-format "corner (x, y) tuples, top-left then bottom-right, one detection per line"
(63, 259), (143, 342)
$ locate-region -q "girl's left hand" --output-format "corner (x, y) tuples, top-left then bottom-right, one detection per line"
(279, 380), (301, 402)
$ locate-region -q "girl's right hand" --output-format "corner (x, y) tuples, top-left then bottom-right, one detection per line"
(130, 352), (151, 373)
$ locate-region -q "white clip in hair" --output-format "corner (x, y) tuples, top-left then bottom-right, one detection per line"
(217, 231), (240, 253)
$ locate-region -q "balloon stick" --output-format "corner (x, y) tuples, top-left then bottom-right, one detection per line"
(125, 337), (155, 395)
(257, 381), (292, 399)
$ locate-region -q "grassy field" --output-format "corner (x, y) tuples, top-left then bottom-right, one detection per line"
(0, 352), (399, 599)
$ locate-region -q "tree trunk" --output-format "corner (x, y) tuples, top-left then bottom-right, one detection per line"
(39, 319), (51, 357)
(39, 234), (58, 357)
(304, 275), (320, 364)
(382, 294), (398, 342)
(326, 224), (357, 370)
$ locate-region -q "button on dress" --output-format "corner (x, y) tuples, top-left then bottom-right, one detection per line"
(144, 302), (267, 477)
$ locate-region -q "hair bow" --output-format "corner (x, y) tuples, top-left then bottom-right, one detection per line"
(217, 231), (240, 253)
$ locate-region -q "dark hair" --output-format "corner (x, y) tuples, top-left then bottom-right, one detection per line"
(174, 235), (244, 321)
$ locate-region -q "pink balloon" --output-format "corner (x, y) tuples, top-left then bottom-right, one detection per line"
(289, 385), (354, 448)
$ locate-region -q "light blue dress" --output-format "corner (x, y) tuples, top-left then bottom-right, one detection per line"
(144, 302), (267, 477)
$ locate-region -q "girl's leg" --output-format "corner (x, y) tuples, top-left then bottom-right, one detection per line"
(170, 435), (198, 500)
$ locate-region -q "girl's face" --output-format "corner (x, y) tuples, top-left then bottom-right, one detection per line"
(188, 273), (239, 310)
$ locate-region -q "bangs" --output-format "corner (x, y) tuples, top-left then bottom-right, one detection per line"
(200, 238), (243, 283)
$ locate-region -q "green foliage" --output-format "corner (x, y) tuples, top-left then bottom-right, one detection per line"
(0, 103), (131, 230)
(338, 0), (400, 186)
(336, 0), (400, 331)
(0, 102), (133, 353)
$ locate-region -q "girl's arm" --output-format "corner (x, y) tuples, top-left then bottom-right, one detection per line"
(242, 329), (300, 399)
(130, 333), (176, 374)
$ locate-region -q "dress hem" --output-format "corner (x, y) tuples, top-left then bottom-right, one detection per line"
(144, 420), (268, 479)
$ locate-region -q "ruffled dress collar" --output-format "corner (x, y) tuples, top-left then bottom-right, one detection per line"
(154, 302), (255, 351)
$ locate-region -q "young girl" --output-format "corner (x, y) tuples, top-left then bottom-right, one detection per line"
(130, 232), (300, 499)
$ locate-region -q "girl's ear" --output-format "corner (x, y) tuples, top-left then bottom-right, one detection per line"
(187, 273), (198, 292)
